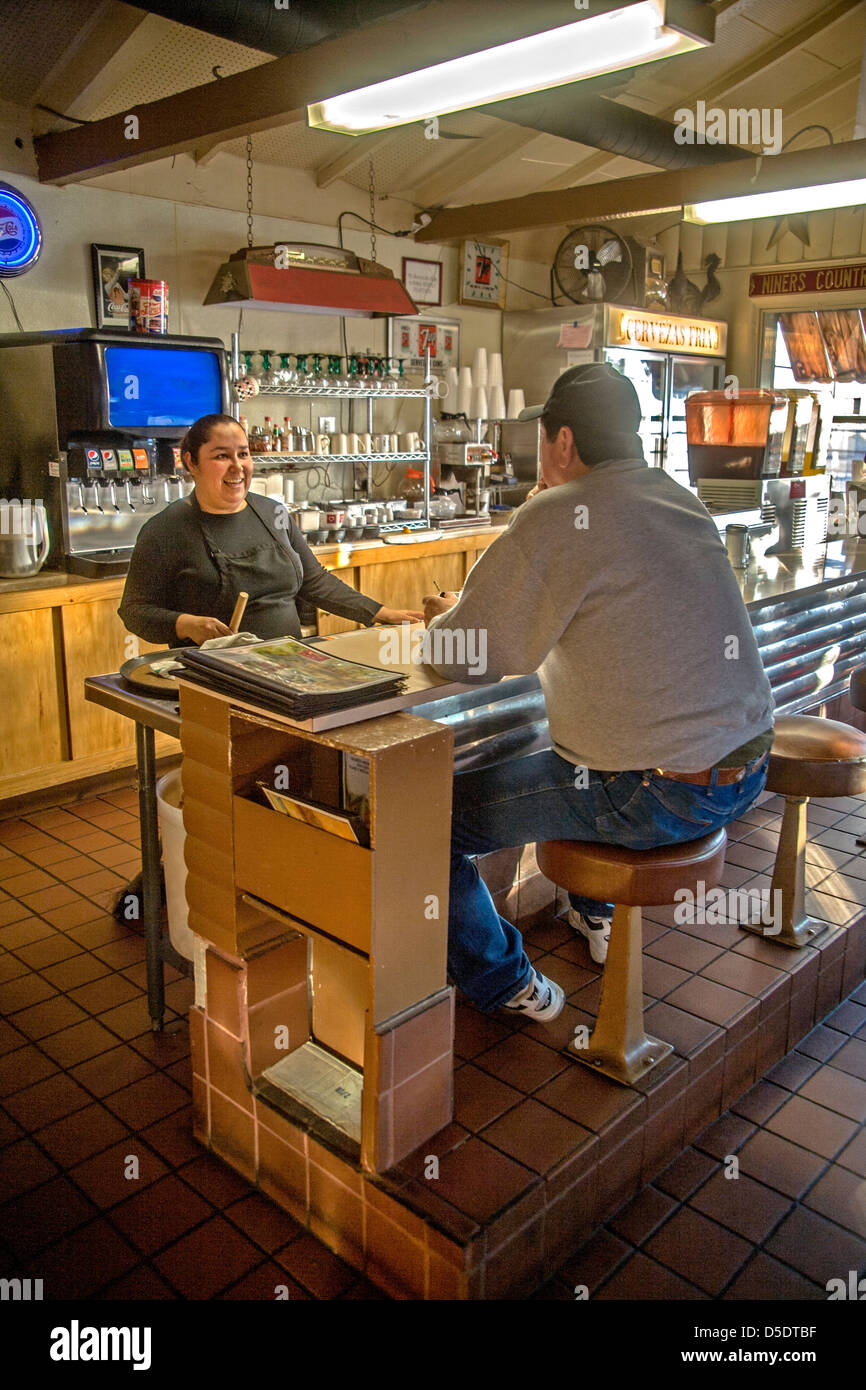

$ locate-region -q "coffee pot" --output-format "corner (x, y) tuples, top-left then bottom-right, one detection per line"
(0, 501), (50, 578)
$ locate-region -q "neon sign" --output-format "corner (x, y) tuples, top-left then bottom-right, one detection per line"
(0, 183), (42, 278)
(609, 306), (726, 357)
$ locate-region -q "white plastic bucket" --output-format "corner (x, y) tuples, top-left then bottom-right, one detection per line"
(156, 770), (197, 961)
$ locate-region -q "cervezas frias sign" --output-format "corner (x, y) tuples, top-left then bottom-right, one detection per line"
(749, 262), (866, 297)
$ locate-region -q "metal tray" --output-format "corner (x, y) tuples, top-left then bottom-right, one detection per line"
(120, 648), (187, 697)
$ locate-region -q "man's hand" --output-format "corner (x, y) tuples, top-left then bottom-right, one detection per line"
(423, 591), (459, 625)
(373, 606), (424, 625)
(175, 613), (234, 644)
(525, 480), (548, 501)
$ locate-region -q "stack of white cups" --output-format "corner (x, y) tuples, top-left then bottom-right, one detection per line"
(471, 385), (489, 421)
(472, 347), (488, 387)
(507, 389), (526, 418)
(441, 366), (460, 413)
(456, 365), (474, 417)
(487, 353), (506, 418)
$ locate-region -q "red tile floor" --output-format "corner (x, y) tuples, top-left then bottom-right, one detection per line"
(0, 783), (865, 1300)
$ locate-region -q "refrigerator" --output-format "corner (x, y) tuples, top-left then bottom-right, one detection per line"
(502, 304), (728, 486)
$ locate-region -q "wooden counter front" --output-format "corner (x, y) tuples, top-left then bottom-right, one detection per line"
(0, 527), (502, 802)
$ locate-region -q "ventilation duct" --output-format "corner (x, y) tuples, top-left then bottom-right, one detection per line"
(126, 0), (427, 54)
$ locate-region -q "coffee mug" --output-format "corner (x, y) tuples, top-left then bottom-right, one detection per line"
(316, 434), (331, 454)
(359, 433), (373, 454)
(331, 433), (348, 455)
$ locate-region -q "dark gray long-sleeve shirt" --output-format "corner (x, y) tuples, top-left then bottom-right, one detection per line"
(119, 491), (380, 645)
(427, 458), (774, 772)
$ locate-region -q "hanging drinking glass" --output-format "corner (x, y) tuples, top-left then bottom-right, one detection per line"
(260, 350), (280, 390)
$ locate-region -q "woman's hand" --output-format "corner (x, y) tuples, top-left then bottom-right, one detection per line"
(525, 480), (548, 501)
(175, 613), (234, 645)
(422, 592), (459, 625)
(373, 606), (424, 625)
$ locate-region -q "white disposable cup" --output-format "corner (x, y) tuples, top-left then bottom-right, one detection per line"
(507, 389), (526, 418)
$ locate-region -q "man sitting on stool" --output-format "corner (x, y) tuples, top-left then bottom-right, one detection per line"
(423, 364), (774, 1023)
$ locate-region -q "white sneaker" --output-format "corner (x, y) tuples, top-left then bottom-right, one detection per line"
(568, 909), (611, 966)
(502, 968), (565, 1022)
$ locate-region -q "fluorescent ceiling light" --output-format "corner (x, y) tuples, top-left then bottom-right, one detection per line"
(308, 0), (712, 136)
(685, 179), (866, 225)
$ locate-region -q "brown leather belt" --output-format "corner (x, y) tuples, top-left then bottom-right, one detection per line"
(655, 752), (769, 787)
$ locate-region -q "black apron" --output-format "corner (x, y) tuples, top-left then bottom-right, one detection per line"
(197, 504), (305, 640)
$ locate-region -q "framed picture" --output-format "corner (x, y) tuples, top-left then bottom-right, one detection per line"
(387, 314), (461, 374)
(401, 256), (442, 307)
(458, 237), (508, 309)
(90, 243), (145, 329)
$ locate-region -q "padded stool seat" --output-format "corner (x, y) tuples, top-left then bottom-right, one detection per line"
(539, 833), (728, 910)
(767, 714), (866, 800)
(752, 713), (866, 950)
(537, 830), (726, 1087)
(850, 664), (866, 713)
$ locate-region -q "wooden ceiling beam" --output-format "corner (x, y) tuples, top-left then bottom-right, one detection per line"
(411, 125), (540, 207)
(315, 131), (402, 189)
(31, 0), (593, 184)
(415, 137), (866, 241)
(33, 1), (148, 120)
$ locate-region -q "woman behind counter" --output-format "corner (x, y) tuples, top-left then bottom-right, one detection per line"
(119, 414), (421, 644)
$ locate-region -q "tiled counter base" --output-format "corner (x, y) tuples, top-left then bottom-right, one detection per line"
(189, 836), (866, 1300)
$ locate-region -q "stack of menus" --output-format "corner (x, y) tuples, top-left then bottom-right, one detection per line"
(176, 636), (406, 719)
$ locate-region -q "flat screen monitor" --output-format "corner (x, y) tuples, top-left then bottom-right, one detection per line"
(105, 345), (223, 428)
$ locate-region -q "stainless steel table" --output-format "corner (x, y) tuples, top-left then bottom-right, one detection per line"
(84, 674), (184, 1030)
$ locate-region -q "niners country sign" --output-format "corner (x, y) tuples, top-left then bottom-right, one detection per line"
(749, 262), (866, 297)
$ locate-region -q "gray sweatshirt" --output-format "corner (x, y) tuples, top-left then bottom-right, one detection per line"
(427, 458), (774, 772)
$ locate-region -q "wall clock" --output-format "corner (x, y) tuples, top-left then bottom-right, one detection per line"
(0, 182), (42, 277)
(458, 238), (508, 309)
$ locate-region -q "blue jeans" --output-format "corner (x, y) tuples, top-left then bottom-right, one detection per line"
(448, 749), (769, 1011)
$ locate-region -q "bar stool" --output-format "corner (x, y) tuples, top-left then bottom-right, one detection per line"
(743, 714), (866, 949)
(537, 829), (727, 1086)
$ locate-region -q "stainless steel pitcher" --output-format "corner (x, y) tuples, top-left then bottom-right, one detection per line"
(0, 501), (50, 577)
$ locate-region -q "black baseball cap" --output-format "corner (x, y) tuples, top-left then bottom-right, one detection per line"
(520, 363), (644, 467)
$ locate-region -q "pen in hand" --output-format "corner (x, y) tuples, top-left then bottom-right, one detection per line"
(432, 576), (445, 597)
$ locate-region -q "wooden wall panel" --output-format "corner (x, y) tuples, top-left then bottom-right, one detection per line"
(0, 608), (64, 776)
(62, 599), (164, 760)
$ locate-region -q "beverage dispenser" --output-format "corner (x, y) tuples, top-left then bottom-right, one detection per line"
(686, 389), (788, 484)
(0, 328), (229, 575)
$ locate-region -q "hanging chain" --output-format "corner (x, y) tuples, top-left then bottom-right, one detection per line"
(246, 136), (254, 249)
(368, 156), (377, 263)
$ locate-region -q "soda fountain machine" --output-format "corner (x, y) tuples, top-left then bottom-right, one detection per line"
(685, 388), (829, 552)
(0, 328), (229, 575)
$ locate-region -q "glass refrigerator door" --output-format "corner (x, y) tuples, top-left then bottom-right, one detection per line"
(604, 348), (666, 467)
(666, 356), (723, 484)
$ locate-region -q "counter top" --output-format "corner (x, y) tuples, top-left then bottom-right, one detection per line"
(0, 526), (507, 613)
(737, 539), (866, 608)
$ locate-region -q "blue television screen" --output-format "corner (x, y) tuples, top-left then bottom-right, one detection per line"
(105, 345), (222, 427)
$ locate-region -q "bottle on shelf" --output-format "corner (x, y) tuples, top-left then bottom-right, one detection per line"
(272, 420), (283, 452)
(239, 415), (249, 438)
(262, 416), (274, 451)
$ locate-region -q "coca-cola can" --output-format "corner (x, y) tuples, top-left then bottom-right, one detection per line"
(129, 279), (168, 334)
